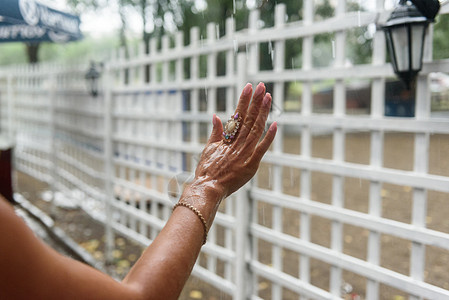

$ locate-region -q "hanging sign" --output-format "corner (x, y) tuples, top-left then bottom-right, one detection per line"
(0, 0), (82, 43)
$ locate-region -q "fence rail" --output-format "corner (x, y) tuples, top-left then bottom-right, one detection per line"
(1, 1), (449, 299)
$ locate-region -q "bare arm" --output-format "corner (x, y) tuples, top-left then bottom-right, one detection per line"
(0, 197), (137, 300)
(123, 82), (277, 299)
(0, 82), (276, 300)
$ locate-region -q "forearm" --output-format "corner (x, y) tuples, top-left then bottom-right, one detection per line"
(122, 180), (224, 300)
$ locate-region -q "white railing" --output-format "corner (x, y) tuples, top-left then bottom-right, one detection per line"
(1, 1), (449, 299)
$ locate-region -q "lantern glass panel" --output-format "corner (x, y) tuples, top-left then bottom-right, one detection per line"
(89, 78), (98, 96)
(411, 24), (426, 70)
(391, 25), (409, 72)
(385, 31), (397, 72)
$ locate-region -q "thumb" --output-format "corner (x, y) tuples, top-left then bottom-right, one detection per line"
(208, 114), (224, 143)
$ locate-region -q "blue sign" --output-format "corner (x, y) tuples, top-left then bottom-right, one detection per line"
(0, 0), (82, 43)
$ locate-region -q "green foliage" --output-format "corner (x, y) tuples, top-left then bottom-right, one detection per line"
(315, 0), (334, 21)
(176, 0), (249, 44)
(0, 35), (121, 66)
(433, 13), (449, 60)
(0, 44), (28, 65)
(39, 35), (120, 62)
(3, 0), (447, 69)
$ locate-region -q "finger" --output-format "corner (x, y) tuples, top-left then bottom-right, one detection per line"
(243, 92), (272, 150)
(235, 83), (253, 117)
(236, 82), (266, 142)
(248, 122), (277, 166)
(208, 114), (224, 143)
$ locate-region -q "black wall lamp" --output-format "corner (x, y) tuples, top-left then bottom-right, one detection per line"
(382, 0), (440, 89)
(85, 61), (102, 97)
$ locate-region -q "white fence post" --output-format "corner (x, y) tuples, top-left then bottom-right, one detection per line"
(235, 52), (249, 300)
(409, 16), (433, 300)
(300, 0), (314, 295)
(7, 73), (14, 141)
(271, 4), (286, 300)
(48, 66), (58, 217)
(103, 63), (115, 263)
(366, 1), (386, 299)
(330, 0), (347, 296)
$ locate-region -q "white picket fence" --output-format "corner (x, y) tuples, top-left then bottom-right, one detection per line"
(1, 1), (449, 299)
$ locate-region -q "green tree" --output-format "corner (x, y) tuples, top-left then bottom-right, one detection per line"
(433, 13), (449, 60)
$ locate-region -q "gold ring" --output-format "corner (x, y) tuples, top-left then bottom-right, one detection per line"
(223, 112), (242, 142)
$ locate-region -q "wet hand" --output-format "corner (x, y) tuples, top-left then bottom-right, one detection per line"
(193, 82), (277, 200)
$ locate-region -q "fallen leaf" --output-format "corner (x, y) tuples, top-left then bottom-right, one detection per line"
(258, 281), (269, 290)
(93, 251), (103, 260)
(189, 290), (203, 299)
(112, 249), (123, 259)
(118, 259), (130, 269)
(116, 238), (126, 247)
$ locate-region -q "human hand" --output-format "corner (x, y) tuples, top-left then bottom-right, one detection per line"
(192, 82), (277, 201)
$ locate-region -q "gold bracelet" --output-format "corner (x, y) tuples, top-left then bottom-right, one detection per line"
(173, 201), (208, 245)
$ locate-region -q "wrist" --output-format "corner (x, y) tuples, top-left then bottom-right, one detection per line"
(179, 177), (226, 227)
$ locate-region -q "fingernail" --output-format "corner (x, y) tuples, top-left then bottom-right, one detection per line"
(212, 114), (217, 126)
(243, 83), (252, 96)
(255, 83), (265, 96)
(270, 122), (278, 132)
(263, 93), (271, 106)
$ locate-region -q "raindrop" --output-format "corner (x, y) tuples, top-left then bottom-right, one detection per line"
(332, 39), (336, 59)
(290, 167), (294, 188)
(192, 153), (201, 164)
(269, 101), (283, 123)
(358, 0), (362, 27)
(261, 204), (266, 225)
(233, 0), (236, 14)
(268, 165), (272, 188)
(167, 172), (194, 203)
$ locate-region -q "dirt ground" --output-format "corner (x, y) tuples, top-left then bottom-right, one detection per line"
(15, 172), (227, 300)
(254, 131), (449, 299)
(15, 131), (449, 300)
